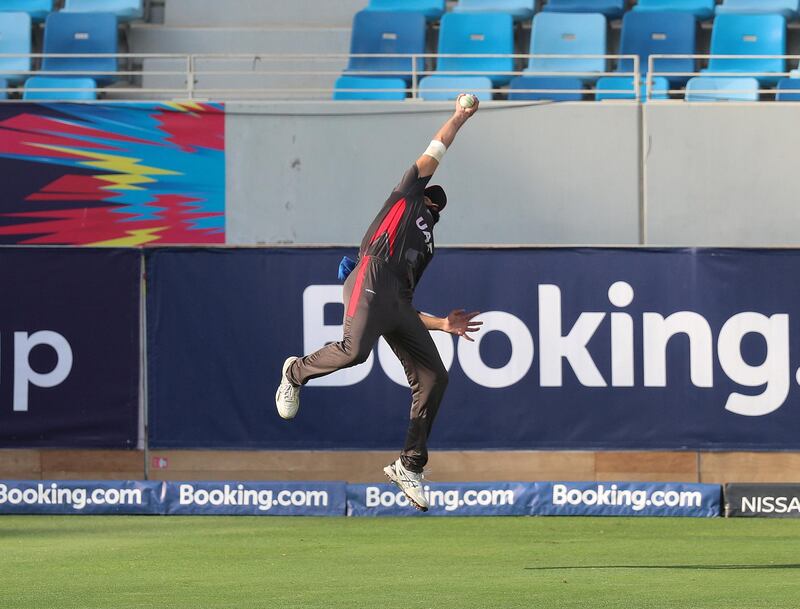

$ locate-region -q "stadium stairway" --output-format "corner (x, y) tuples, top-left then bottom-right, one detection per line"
(163, 0), (368, 27)
(126, 27), (351, 99)
(123, 0), (362, 100)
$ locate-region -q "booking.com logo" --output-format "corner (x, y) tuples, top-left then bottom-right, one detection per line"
(552, 484), (703, 512)
(365, 486), (515, 512)
(303, 282), (793, 417)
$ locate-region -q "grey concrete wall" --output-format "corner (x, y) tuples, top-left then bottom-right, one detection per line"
(644, 103), (800, 246)
(225, 101), (642, 245)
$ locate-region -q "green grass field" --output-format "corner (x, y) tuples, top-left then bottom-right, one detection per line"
(2, 516), (800, 608)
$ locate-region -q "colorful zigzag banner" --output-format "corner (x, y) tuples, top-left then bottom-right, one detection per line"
(0, 102), (225, 246)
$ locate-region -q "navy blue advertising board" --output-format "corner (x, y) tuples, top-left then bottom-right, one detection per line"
(0, 480), (346, 516)
(346, 481), (721, 518)
(347, 482), (537, 517)
(147, 247), (800, 450)
(533, 482), (721, 518)
(0, 248), (140, 448)
(0, 479), (722, 517)
(0, 480), (161, 515)
(163, 481), (346, 516)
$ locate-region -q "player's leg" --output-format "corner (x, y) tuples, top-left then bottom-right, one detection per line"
(382, 309), (448, 511)
(290, 258), (386, 384)
(287, 312), (377, 385)
(390, 317), (449, 471)
(275, 258), (384, 418)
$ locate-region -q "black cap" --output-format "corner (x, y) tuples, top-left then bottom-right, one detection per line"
(424, 185), (447, 212)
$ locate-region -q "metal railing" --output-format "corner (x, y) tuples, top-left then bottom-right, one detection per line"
(1, 52), (799, 102)
(645, 54), (800, 101)
(0, 52), (640, 101)
(0, 53), (193, 99)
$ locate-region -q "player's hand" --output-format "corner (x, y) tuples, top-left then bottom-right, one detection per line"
(454, 93), (479, 121)
(444, 309), (482, 341)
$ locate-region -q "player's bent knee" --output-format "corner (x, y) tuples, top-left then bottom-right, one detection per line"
(344, 344), (371, 367)
(339, 337), (371, 367)
(351, 349), (371, 366)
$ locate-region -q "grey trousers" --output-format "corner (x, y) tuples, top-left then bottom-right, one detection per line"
(287, 256), (448, 472)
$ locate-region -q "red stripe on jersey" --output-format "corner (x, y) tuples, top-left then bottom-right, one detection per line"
(386, 199), (407, 255)
(370, 198), (407, 256)
(346, 259), (370, 318)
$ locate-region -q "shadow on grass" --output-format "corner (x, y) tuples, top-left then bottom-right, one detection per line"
(525, 564), (800, 571)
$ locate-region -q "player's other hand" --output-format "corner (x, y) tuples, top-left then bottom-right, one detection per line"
(454, 93), (479, 121)
(444, 309), (482, 342)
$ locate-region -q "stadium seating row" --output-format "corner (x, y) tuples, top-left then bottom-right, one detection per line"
(334, 10), (799, 101)
(364, 0), (800, 21)
(0, 11), (121, 100)
(2, 1), (798, 101)
(336, 74), (800, 100)
(0, 0), (142, 22)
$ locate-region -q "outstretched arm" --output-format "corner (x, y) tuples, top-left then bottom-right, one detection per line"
(419, 310), (483, 342)
(416, 94), (480, 180)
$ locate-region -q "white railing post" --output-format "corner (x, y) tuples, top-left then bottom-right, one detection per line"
(411, 54), (418, 100)
(187, 54), (195, 99)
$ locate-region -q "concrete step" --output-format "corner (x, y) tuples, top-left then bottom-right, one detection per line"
(128, 24), (351, 55)
(139, 57), (346, 100)
(163, 0), (367, 27)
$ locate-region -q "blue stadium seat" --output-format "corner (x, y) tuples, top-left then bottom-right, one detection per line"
(0, 0), (53, 22)
(633, 0), (715, 20)
(42, 12), (118, 85)
(0, 78), (7, 100)
(685, 76), (759, 101)
(333, 76), (407, 100)
(436, 13), (515, 86)
(776, 77), (800, 100)
(418, 75), (494, 100)
(453, 0), (537, 21)
(345, 11), (426, 82)
(527, 12), (607, 77)
(0, 12), (32, 84)
(508, 76), (584, 100)
(704, 14), (786, 83)
(542, 0), (624, 18)
(62, 0), (144, 22)
(366, 0), (445, 20)
(716, 0), (800, 20)
(23, 76), (98, 99)
(595, 75), (669, 99)
(617, 11), (696, 85)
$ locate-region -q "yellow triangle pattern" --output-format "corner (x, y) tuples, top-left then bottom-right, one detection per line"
(89, 227), (169, 247)
(27, 143), (181, 192)
(163, 101), (205, 113)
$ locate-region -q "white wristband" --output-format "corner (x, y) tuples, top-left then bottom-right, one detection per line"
(423, 140), (447, 163)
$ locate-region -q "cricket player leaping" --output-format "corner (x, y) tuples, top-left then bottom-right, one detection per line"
(275, 94), (482, 512)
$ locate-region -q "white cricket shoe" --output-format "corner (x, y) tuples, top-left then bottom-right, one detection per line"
(384, 458), (429, 512)
(275, 356), (301, 419)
